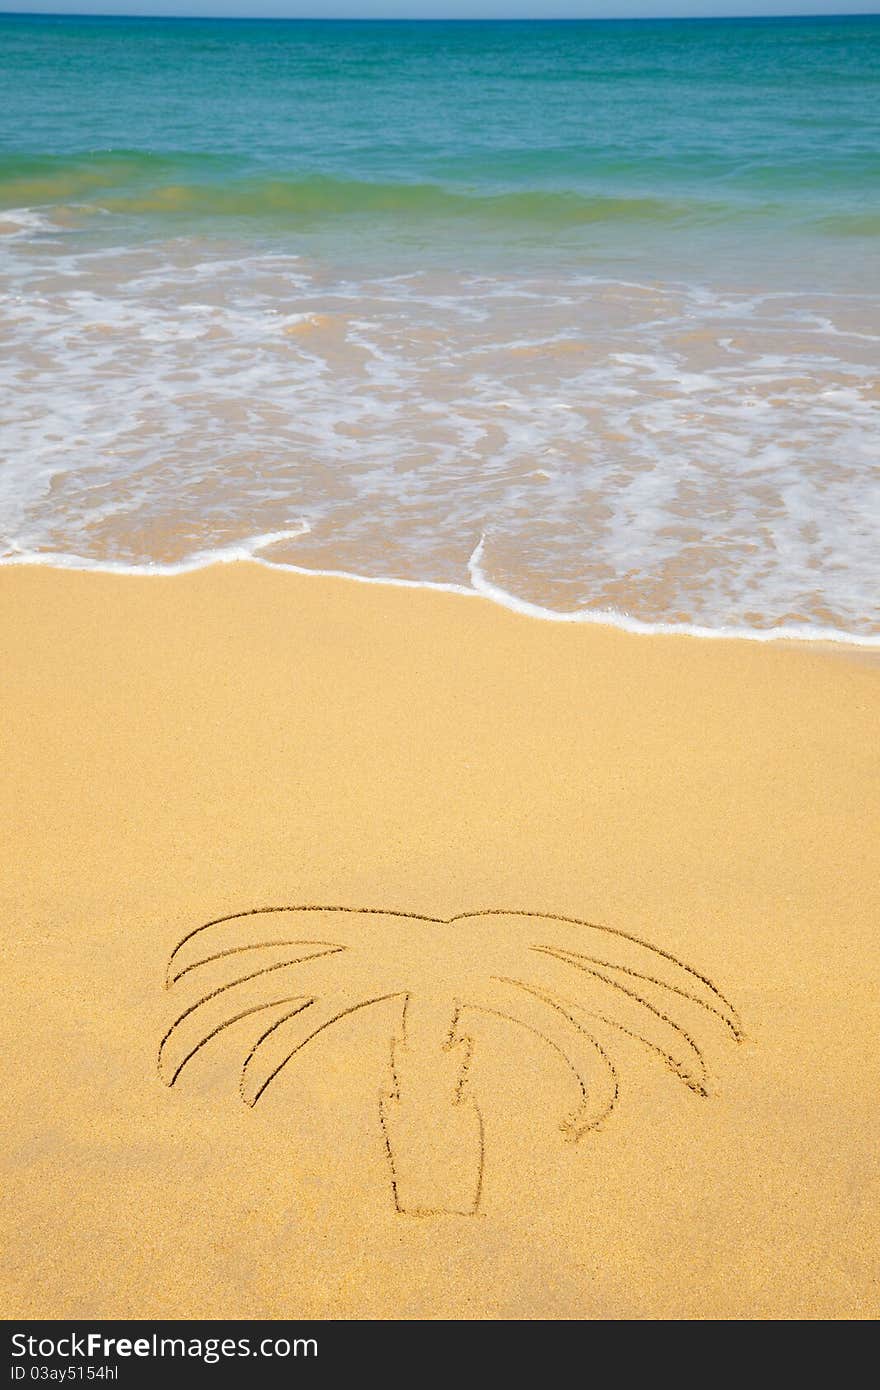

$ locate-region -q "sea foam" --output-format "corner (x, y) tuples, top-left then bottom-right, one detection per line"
(1, 233), (877, 645)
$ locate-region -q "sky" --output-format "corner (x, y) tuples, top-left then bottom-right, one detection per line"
(3, 2), (879, 18)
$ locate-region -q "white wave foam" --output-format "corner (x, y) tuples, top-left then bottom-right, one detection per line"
(465, 536), (880, 647)
(0, 206), (59, 236)
(1, 240), (878, 644)
(2, 534), (877, 648)
(0, 525), (311, 575)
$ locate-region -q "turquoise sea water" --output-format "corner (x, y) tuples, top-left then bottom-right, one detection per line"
(1, 16), (879, 638)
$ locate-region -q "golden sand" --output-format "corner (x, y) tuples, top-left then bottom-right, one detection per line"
(1, 563), (877, 1320)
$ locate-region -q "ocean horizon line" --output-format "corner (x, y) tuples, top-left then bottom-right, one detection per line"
(3, 12), (879, 25)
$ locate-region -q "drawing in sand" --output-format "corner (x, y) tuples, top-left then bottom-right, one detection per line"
(159, 904), (742, 1215)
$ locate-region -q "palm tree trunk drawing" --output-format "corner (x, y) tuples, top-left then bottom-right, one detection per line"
(380, 994), (484, 1215)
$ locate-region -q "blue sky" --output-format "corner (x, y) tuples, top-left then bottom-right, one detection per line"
(4, 3), (879, 17)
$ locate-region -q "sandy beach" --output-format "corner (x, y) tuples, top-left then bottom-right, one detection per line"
(1, 562), (877, 1320)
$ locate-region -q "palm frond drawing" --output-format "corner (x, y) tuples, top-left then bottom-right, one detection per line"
(159, 905), (742, 1215)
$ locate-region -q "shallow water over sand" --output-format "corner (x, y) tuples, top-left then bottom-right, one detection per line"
(2, 234), (878, 640)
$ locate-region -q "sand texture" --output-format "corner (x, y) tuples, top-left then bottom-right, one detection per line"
(1, 564), (878, 1320)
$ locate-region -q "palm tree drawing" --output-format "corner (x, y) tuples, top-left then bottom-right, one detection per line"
(159, 905), (742, 1215)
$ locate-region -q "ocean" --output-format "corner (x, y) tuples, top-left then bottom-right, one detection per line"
(1, 14), (878, 641)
